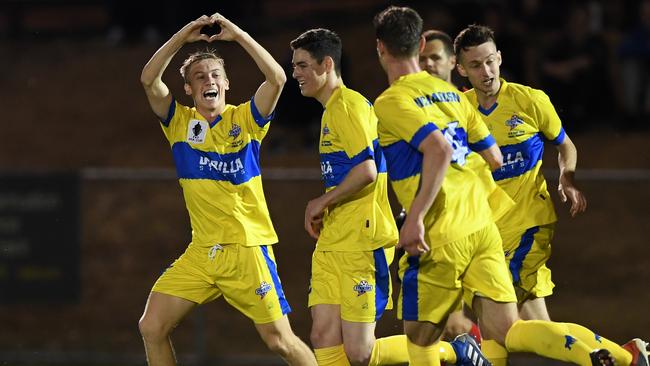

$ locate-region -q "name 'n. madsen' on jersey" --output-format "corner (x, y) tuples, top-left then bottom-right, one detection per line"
(413, 91), (461, 107)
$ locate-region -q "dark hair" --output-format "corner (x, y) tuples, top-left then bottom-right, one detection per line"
(453, 24), (496, 57)
(180, 49), (226, 83)
(373, 6), (423, 58)
(290, 28), (342, 76)
(422, 29), (454, 57)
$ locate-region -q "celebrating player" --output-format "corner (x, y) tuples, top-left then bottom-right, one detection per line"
(138, 12), (316, 366)
(290, 28), (408, 366)
(373, 6), (618, 366)
(455, 23), (649, 366)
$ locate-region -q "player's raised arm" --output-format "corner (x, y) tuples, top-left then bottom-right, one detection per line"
(141, 15), (213, 120)
(556, 134), (587, 217)
(209, 12), (286, 118)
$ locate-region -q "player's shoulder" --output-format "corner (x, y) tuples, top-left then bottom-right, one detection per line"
(337, 86), (372, 110)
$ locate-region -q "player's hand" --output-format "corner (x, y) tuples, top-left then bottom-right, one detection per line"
(208, 13), (245, 42)
(558, 173), (587, 217)
(180, 15), (213, 43)
(304, 197), (326, 240)
(397, 216), (429, 256)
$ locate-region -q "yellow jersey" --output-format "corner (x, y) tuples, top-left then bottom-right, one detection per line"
(317, 85), (398, 251)
(375, 71), (496, 247)
(160, 98), (278, 247)
(465, 79), (564, 235)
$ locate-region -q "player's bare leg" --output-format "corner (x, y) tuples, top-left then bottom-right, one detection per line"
(256, 315), (317, 365)
(341, 320), (376, 365)
(519, 297), (550, 321)
(138, 292), (196, 366)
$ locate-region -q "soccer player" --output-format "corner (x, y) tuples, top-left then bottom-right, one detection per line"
(373, 6), (617, 366)
(138, 13), (316, 366)
(419, 30), (457, 86)
(419, 28), (483, 344)
(290, 28), (408, 366)
(454, 23), (649, 366)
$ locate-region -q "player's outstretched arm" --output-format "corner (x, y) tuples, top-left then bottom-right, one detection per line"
(399, 132), (452, 256)
(304, 160), (377, 239)
(141, 15), (213, 119)
(208, 12), (286, 118)
(556, 134), (587, 217)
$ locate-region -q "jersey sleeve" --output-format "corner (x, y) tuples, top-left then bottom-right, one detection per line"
(159, 98), (184, 144)
(464, 100), (496, 152)
(531, 89), (565, 145)
(237, 97), (274, 141)
(374, 92), (440, 150)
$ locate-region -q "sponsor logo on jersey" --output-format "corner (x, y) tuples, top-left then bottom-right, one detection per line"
(187, 119), (208, 144)
(255, 281), (272, 299)
(322, 123), (330, 136)
(199, 156), (245, 174)
(320, 161), (333, 178)
(353, 280), (373, 296)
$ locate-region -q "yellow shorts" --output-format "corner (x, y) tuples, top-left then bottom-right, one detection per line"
(398, 223), (516, 324)
(501, 224), (555, 302)
(308, 247), (394, 323)
(152, 243), (290, 324)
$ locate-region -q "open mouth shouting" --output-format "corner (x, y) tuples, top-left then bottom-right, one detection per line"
(203, 89), (219, 101)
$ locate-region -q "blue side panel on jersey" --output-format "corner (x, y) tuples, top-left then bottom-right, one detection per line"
(250, 97), (275, 128)
(160, 98), (176, 127)
(402, 255), (420, 321)
(410, 122), (439, 149)
(172, 140), (261, 185)
(261, 246), (292, 315)
(509, 227), (539, 284)
(469, 134), (496, 152)
(320, 147), (374, 188)
(383, 141), (422, 181)
(550, 127), (566, 145)
(492, 134), (544, 181)
(373, 248), (390, 321)
(373, 139), (388, 174)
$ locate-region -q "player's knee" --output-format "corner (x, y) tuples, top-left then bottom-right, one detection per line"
(310, 324), (336, 348)
(344, 342), (373, 366)
(264, 332), (294, 358)
(138, 314), (170, 341)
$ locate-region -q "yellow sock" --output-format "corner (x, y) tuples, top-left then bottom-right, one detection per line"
(368, 335), (409, 366)
(314, 344), (351, 366)
(482, 339), (508, 366)
(406, 338), (440, 366)
(438, 341), (457, 364)
(505, 319), (594, 366)
(565, 322), (633, 366)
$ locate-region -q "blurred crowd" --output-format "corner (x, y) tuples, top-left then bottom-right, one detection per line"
(2, 0), (649, 144)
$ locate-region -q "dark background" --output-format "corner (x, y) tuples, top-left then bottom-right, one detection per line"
(0, 0), (649, 365)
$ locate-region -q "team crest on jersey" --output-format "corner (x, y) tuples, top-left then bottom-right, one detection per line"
(322, 123), (330, 136)
(255, 281), (272, 299)
(505, 115), (524, 130)
(228, 123), (241, 139)
(353, 280), (373, 296)
(187, 119), (208, 144)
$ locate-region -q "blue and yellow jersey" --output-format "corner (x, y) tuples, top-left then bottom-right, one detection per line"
(160, 97), (278, 247)
(465, 79), (563, 235)
(317, 85), (398, 252)
(374, 71), (497, 247)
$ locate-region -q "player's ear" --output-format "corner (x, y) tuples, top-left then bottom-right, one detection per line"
(323, 56), (334, 73)
(418, 35), (426, 53)
(457, 61), (468, 77)
(224, 77), (230, 91)
(449, 55), (457, 69)
(497, 50), (502, 66)
(376, 39), (385, 56)
(184, 82), (192, 96)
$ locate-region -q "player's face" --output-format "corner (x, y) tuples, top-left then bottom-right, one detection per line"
(185, 59), (229, 111)
(419, 39), (455, 83)
(291, 48), (327, 99)
(457, 41), (501, 96)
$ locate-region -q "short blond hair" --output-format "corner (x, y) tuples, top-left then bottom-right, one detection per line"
(179, 49), (226, 83)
